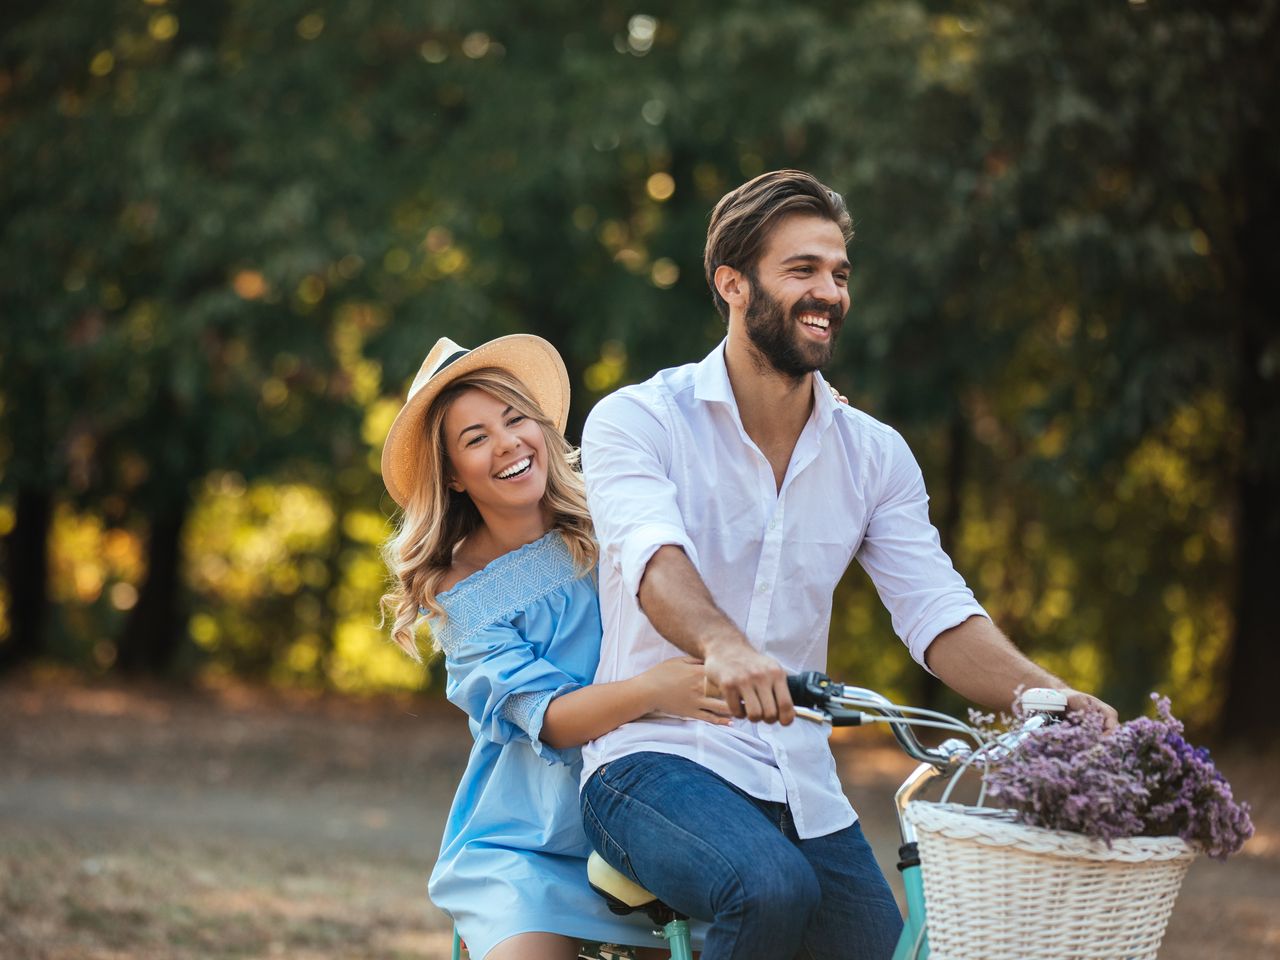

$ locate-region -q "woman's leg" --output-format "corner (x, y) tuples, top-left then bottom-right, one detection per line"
(484, 931), (581, 960)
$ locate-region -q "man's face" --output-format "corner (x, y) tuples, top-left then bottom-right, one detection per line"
(741, 214), (851, 379)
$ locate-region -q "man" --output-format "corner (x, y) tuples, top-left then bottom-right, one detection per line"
(579, 170), (1115, 959)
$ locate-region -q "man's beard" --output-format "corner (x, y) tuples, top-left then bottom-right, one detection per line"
(742, 276), (843, 380)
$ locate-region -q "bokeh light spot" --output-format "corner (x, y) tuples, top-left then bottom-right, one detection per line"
(90, 51), (115, 76)
(627, 15), (657, 55)
(651, 258), (679, 289)
(297, 13), (325, 41)
(297, 275), (325, 305)
(646, 172), (675, 202)
(149, 13), (179, 41)
(641, 99), (666, 125)
(110, 582), (138, 611)
(462, 32), (491, 59)
(232, 270), (268, 300)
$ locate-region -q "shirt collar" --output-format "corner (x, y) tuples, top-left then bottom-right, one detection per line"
(809, 368), (838, 435)
(693, 339), (839, 436)
(692, 339), (736, 405)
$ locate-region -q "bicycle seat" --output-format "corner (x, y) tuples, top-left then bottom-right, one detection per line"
(587, 851), (657, 912)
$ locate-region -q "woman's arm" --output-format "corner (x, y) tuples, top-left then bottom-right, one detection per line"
(539, 657), (730, 750)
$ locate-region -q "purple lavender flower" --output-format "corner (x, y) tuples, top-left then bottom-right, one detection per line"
(983, 694), (1254, 859)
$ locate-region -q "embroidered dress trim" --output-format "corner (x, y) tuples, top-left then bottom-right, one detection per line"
(432, 532), (580, 655)
(499, 689), (554, 732)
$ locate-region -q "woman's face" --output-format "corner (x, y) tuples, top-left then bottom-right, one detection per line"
(442, 387), (549, 520)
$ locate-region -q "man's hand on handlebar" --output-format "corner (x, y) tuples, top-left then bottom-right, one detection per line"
(702, 636), (795, 725)
(1062, 688), (1119, 732)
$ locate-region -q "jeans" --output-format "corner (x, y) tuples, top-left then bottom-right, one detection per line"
(581, 751), (903, 960)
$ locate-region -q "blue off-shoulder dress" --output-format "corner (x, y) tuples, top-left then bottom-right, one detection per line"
(426, 531), (655, 958)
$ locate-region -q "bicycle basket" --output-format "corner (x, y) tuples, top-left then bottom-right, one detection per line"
(905, 802), (1195, 960)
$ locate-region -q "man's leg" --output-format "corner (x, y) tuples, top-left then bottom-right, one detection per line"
(582, 752), (820, 960)
(788, 817), (903, 960)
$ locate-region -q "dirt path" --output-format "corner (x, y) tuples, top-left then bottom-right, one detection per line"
(1, 676), (1276, 959)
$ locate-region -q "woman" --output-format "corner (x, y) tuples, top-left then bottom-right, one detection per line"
(379, 334), (727, 960)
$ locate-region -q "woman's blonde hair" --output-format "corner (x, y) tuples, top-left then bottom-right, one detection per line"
(380, 367), (596, 660)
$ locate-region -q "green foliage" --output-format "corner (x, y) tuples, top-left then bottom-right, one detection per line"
(2, 1), (1276, 726)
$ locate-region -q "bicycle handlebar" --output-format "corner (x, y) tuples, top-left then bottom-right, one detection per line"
(787, 670), (1069, 768)
(706, 669), (1067, 768)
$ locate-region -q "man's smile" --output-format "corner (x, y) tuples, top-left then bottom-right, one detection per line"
(798, 312), (832, 335)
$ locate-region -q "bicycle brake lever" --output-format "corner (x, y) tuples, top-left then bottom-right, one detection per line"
(794, 706), (830, 724)
(794, 704), (864, 726)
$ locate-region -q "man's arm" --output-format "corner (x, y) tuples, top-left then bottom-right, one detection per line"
(859, 428), (1116, 727)
(582, 393), (796, 725)
(637, 545), (794, 725)
(925, 615), (1118, 729)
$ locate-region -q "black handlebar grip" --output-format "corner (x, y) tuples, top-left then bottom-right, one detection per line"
(787, 671), (832, 708)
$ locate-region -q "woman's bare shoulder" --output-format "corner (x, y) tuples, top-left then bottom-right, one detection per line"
(437, 559), (481, 595)
(436, 538), (487, 595)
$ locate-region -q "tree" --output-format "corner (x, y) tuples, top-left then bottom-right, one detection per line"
(1, 2), (436, 672)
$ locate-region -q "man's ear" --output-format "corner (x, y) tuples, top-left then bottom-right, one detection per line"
(714, 264), (750, 309)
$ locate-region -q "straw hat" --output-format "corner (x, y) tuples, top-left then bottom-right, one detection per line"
(379, 335), (570, 508)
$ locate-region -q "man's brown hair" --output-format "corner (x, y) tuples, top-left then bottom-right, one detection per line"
(703, 169), (853, 321)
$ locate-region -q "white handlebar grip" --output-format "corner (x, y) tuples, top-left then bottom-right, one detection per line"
(1018, 687), (1070, 715)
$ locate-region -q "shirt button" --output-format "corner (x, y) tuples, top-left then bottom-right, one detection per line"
(757, 582), (769, 595)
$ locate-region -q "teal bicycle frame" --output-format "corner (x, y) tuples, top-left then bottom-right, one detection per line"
(890, 761), (957, 960)
(450, 921), (692, 959)
(448, 912), (693, 959)
(895, 862), (930, 960)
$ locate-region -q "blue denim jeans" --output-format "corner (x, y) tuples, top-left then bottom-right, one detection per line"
(581, 751), (903, 960)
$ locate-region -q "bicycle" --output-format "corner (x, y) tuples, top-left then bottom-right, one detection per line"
(582, 672), (1069, 960)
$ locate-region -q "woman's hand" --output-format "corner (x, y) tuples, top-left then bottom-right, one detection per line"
(638, 657), (732, 725)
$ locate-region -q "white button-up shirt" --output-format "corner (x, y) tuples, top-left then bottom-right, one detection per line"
(580, 341), (988, 839)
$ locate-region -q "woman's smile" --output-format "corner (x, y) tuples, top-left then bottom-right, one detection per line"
(495, 455), (534, 480)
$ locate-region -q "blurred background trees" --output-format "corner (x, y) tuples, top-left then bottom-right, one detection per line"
(2, 0), (1275, 736)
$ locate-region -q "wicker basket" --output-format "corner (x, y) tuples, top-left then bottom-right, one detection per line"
(905, 803), (1195, 960)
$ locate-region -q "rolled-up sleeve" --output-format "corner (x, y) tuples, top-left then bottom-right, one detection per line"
(855, 429), (989, 669)
(440, 616), (583, 766)
(582, 390), (699, 598)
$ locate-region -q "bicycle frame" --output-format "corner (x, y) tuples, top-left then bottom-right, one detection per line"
(891, 762), (949, 960)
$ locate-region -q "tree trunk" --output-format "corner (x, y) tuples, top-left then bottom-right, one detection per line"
(0, 486), (53, 671)
(1219, 15), (1280, 740)
(938, 410), (968, 558)
(115, 498), (190, 675)
(1219, 275), (1280, 739)
(1221, 437), (1280, 741)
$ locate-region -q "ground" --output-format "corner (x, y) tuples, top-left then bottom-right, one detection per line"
(1, 674), (1276, 959)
